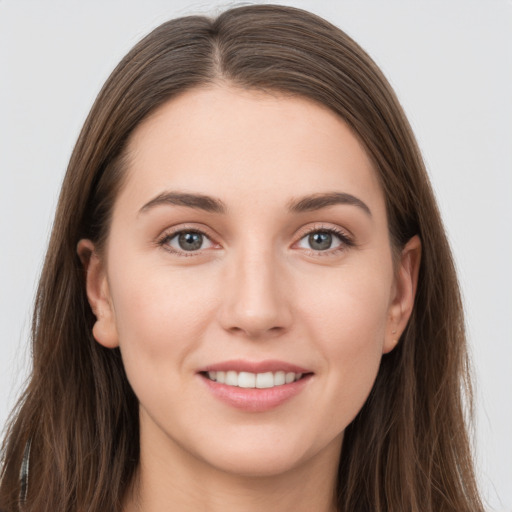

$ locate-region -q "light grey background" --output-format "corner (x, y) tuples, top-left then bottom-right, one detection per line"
(1, 1), (511, 510)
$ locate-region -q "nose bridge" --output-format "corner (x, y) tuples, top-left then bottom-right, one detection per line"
(219, 239), (291, 337)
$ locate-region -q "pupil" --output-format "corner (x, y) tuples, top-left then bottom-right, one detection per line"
(178, 232), (203, 251)
(309, 232), (332, 250)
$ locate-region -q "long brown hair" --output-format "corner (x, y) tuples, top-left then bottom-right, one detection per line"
(0, 5), (483, 511)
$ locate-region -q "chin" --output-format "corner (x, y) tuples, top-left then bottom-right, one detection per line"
(202, 447), (310, 478)
(190, 428), (343, 479)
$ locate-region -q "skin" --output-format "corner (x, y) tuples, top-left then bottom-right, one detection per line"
(78, 85), (420, 512)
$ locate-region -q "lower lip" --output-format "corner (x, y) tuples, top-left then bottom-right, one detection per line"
(199, 374), (312, 412)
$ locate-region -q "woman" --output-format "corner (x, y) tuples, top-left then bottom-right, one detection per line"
(0, 4), (484, 511)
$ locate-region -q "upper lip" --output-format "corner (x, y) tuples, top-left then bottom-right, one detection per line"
(198, 359), (311, 374)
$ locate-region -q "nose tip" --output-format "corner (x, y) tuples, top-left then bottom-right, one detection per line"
(226, 314), (285, 338)
(218, 254), (292, 339)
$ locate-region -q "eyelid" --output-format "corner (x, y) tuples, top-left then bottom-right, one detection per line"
(156, 224), (221, 256)
(292, 223), (355, 253)
(155, 222), (355, 257)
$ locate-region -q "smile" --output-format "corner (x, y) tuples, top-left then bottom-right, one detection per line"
(198, 360), (312, 412)
(205, 370), (303, 389)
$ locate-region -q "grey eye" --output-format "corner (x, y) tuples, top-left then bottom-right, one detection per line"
(308, 232), (332, 250)
(167, 231), (213, 252)
(178, 232), (203, 251)
(297, 230), (343, 251)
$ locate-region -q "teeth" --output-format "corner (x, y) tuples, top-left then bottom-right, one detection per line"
(274, 371), (285, 386)
(238, 371), (256, 388)
(256, 371), (274, 389)
(285, 372), (296, 384)
(206, 370), (304, 388)
(225, 371), (238, 386)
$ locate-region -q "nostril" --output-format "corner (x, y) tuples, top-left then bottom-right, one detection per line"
(217, 276), (293, 337)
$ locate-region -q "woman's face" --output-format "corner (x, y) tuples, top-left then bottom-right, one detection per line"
(81, 86), (418, 478)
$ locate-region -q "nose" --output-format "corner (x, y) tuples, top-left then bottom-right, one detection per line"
(218, 245), (292, 339)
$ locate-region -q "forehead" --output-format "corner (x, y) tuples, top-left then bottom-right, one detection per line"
(119, 85), (385, 219)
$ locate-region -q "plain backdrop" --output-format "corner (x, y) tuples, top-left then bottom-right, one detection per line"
(1, 0), (511, 510)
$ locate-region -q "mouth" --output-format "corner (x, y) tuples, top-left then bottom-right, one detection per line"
(197, 360), (313, 411)
(201, 370), (306, 389)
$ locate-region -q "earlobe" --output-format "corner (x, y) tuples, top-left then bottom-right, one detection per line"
(77, 239), (119, 349)
(383, 235), (422, 353)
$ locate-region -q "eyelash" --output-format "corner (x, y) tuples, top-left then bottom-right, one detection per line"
(156, 226), (216, 257)
(297, 225), (355, 256)
(157, 225), (355, 257)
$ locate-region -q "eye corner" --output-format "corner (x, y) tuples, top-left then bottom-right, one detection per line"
(156, 226), (221, 257)
(293, 224), (355, 255)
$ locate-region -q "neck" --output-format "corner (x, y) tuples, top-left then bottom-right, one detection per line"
(123, 424), (341, 512)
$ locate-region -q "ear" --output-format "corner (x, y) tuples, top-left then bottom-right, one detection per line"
(77, 239), (119, 348)
(383, 235), (422, 353)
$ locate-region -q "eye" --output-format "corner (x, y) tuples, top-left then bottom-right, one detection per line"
(162, 230), (214, 253)
(296, 229), (350, 252)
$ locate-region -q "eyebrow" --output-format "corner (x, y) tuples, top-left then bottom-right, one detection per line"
(139, 191), (226, 215)
(139, 190), (371, 217)
(287, 192), (372, 216)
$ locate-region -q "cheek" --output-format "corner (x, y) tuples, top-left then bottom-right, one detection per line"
(300, 259), (393, 347)
(298, 264), (393, 422)
(106, 254), (219, 387)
